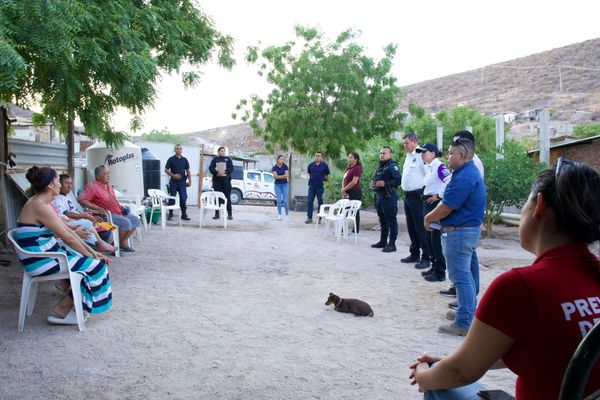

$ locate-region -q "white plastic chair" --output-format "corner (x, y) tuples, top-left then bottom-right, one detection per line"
(200, 191), (228, 229)
(101, 211), (120, 257)
(314, 199), (349, 232)
(326, 201), (354, 243)
(8, 229), (86, 332)
(115, 191), (148, 235)
(342, 200), (362, 243)
(147, 189), (182, 231)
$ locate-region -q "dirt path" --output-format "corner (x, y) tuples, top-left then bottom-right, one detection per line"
(0, 205), (533, 399)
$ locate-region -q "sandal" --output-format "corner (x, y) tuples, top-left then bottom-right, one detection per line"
(47, 309), (88, 325)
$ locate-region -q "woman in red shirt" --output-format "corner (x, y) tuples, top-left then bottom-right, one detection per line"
(409, 158), (600, 399)
(341, 152), (363, 234)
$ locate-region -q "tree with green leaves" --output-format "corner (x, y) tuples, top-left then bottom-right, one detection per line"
(480, 140), (543, 236)
(324, 135), (403, 207)
(139, 128), (189, 145)
(234, 26), (404, 159)
(0, 0), (233, 174)
(573, 122), (600, 139)
(405, 104), (497, 155)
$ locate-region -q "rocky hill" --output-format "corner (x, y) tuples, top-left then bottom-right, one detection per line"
(183, 38), (600, 151)
(401, 38), (600, 125)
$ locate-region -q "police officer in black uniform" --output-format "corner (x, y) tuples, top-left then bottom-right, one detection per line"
(165, 144), (192, 220)
(208, 146), (234, 220)
(371, 146), (402, 252)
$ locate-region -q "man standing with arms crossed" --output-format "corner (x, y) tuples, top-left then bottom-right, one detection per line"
(370, 146), (402, 253)
(209, 146), (234, 220)
(424, 137), (486, 336)
(400, 132), (431, 269)
(305, 152), (330, 224)
(165, 144), (192, 221)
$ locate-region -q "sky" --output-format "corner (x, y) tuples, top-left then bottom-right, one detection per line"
(112, 0), (600, 136)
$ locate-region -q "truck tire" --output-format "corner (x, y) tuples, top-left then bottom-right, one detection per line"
(230, 188), (242, 205)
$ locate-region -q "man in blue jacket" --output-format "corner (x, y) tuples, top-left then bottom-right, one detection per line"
(305, 152), (330, 224)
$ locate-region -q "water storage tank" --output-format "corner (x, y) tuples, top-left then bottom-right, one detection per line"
(86, 141), (144, 198)
(141, 148), (161, 197)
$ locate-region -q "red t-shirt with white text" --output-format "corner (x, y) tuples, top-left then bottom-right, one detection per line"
(476, 243), (600, 399)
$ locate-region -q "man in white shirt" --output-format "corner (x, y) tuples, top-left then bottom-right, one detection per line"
(400, 132), (432, 269)
(52, 173), (116, 253)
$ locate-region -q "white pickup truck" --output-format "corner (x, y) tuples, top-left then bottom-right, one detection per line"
(202, 166), (276, 205)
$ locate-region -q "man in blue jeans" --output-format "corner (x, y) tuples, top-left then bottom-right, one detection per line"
(305, 152), (330, 224)
(424, 137), (485, 336)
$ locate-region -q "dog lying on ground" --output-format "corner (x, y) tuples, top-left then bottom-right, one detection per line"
(325, 292), (374, 317)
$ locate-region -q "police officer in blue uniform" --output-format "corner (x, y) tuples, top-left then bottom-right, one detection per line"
(371, 146), (402, 252)
(208, 146), (234, 220)
(165, 144), (192, 221)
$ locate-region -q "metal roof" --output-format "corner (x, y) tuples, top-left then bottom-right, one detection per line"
(528, 134), (600, 154)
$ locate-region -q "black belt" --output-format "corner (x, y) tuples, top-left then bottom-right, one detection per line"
(404, 188), (424, 196)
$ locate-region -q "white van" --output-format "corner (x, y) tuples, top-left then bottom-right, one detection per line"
(203, 166), (276, 205)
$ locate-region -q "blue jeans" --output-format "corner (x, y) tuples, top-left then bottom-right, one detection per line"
(471, 250), (480, 295)
(275, 182), (289, 215)
(307, 186), (324, 219)
(442, 227), (481, 329)
(424, 382), (486, 400)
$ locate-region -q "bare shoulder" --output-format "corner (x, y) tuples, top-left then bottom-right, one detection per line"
(19, 198), (53, 224)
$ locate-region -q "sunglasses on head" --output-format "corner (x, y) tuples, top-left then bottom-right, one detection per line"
(451, 138), (472, 157)
(555, 156), (574, 178)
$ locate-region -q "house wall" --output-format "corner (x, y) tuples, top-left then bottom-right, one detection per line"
(531, 139), (600, 171)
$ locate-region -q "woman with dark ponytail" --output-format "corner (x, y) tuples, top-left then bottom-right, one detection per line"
(410, 158), (600, 400)
(15, 166), (112, 325)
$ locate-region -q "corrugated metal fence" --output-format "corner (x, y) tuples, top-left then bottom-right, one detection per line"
(3, 138), (85, 231)
(9, 138), (68, 168)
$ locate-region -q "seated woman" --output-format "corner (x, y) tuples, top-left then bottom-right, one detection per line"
(78, 164), (140, 252)
(16, 166), (112, 325)
(410, 158), (600, 399)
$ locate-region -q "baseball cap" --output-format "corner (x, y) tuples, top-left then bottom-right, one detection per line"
(415, 143), (440, 154)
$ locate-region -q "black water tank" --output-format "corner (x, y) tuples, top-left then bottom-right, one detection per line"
(142, 148), (161, 197)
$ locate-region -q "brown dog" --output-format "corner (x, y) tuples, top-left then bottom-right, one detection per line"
(325, 292), (374, 317)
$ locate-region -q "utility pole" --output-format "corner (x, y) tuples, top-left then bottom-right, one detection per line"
(436, 126), (444, 150)
(539, 111), (551, 165)
(495, 116), (505, 159)
(558, 66), (563, 92)
(198, 144), (205, 208)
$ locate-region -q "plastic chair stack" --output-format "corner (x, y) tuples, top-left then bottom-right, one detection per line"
(342, 200), (362, 243)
